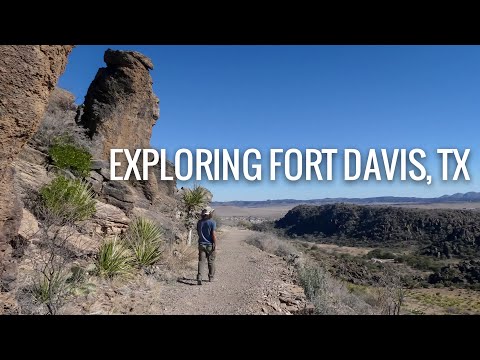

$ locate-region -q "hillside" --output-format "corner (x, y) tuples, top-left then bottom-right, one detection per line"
(275, 203), (480, 258)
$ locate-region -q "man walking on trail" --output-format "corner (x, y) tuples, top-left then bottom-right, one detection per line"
(197, 206), (217, 285)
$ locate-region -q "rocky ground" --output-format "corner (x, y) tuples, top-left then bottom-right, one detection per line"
(11, 227), (307, 315)
(156, 227), (306, 315)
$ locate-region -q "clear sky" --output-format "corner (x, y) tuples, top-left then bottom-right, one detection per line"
(58, 45), (480, 201)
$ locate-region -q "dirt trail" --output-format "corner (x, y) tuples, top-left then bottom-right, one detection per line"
(157, 227), (297, 315)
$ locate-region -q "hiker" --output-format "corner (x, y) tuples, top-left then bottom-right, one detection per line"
(196, 206), (217, 285)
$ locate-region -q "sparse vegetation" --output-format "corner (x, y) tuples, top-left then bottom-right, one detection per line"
(212, 213), (222, 229)
(33, 271), (68, 307)
(236, 219), (253, 229)
(30, 88), (90, 152)
(246, 233), (298, 259)
(49, 139), (92, 177)
(40, 176), (96, 223)
(32, 264), (94, 314)
(126, 217), (164, 267)
(24, 205), (93, 315)
(298, 263), (374, 314)
(406, 288), (480, 314)
(365, 249), (443, 272)
(96, 236), (135, 278)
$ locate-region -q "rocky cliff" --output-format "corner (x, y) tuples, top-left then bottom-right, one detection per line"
(79, 49), (160, 161)
(14, 48), (181, 242)
(2, 48), (188, 313)
(0, 45), (73, 293)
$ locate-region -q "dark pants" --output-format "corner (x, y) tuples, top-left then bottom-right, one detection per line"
(197, 244), (216, 280)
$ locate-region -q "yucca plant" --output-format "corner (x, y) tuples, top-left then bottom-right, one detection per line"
(126, 217), (164, 267)
(40, 176), (96, 223)
(96, 236), (134, 278)
(181, 185), (208, 245)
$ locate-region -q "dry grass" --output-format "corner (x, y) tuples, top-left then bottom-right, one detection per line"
(306, 242), (373, 257)
(404, 288), (480, 315)
(150, 243), (199, 282)
(246, 233), (299, 259)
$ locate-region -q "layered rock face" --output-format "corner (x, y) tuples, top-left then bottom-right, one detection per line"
(79, 49), (160, 161)
(0, 45), (73, 292)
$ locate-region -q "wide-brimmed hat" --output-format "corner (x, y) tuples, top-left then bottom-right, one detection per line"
(201, 206), (214, 215)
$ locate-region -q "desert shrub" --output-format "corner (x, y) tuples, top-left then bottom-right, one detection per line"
(246, 233), (298, 258)
(125, 217), (164, 267)
(298, 264), (374, 315)
(397, 254), (442, 272)
(33, 271), (68, 306)
(366, 249), (396, 259)
(96, 236), (135, 278)
(162, 243), (199, 273)
(30, 88), (91, 152)
(40, 176), (96, 222)
(236, 219), (253, 229)
(49, 139), (92, 177)
(212, 213), (223, 229)
(32, 264), (94, 314)
(250, 221), (276, 233)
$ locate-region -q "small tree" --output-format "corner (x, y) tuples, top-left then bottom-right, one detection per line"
(181, 185), (208, 245)
(24, 176), (97, 314)
(28, 204), (91, 315)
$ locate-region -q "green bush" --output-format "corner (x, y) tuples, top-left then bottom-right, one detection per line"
(126, 217), (164, 267)
(49, 139), (92, 177)
(96, 236), (135, 278)
(366, 249), (396, 259)
(40, 176), (96, 222)
(398, 254), (442, 272)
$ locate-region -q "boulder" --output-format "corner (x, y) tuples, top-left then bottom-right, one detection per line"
(85, 201), (131, 235)
(18, 209), (39, 240)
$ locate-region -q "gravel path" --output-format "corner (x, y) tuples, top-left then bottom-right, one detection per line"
(158, 228), (289, 315)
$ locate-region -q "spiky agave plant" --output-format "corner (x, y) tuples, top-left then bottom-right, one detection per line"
(126, 217), (163, 267)
(96, 236), (134, 278)
(40, 176), (96, 223)
(181, 185), (208, 245)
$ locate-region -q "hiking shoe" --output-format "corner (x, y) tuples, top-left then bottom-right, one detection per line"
(208, 277), (215, 282)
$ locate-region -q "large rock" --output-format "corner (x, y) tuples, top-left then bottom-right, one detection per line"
(79, 49), (176, 211)
(0, 45), (73, 291)
(87, 201), (131, 235)
(79, 49), (159, 161)
(18, 209), (39, 240)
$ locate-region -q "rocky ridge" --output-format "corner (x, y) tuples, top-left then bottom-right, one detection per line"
(0, 45), (73, 296)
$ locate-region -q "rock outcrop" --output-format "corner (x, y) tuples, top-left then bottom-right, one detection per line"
(0, 45), (73, 293)
(79, 49), (160, 161)
(78, 49), (177, 224)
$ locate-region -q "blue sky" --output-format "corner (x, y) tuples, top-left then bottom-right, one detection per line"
(59, 45), (480, 201)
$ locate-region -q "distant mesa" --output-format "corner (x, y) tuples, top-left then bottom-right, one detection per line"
(212, 192), (480, 207)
